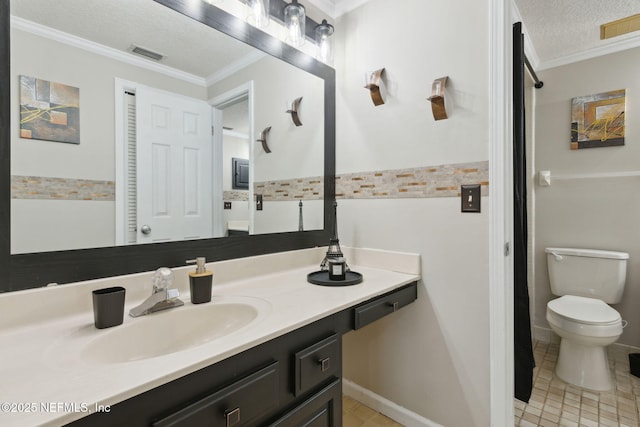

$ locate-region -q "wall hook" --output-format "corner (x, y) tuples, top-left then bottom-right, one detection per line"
(364, 68), (385, 106)
(286, 97), (303, 126)
(427, 76), (448, 120)
(257, 126), (272, 153)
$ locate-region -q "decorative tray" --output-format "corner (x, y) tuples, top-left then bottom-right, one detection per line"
(307, 270), (363, 287)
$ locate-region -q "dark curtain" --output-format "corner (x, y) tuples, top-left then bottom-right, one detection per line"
(513, 22), (535, 403)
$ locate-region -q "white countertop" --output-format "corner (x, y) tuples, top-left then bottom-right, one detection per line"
(0, 247), (420, 426)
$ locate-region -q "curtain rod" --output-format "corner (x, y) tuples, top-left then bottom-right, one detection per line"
(524, 55), (543, 89)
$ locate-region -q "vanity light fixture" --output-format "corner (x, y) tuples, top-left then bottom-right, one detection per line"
(286, 96), (303, 126)
(364, 68), (385, 106)
(247, 0), (270, 29)
(257, 126), (272, 153)
(315, 19), (334, 64)
(427, 76), (448, 120)
(284, 0), (306, 47)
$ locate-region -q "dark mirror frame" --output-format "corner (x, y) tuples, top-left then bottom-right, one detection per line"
(0, 0), (335, 292)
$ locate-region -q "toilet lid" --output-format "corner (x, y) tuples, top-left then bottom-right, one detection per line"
(547, 295), (621, 325)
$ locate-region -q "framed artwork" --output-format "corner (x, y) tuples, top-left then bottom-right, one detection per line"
(570, 89), (625, 150)
(19, 75), (80, 144)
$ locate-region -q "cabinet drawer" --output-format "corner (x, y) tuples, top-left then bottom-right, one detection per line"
(294, 334), (340, 396)
(153, 361), (279, 427)
(269, 379), (341, 427)
(354, 282), (417, 329)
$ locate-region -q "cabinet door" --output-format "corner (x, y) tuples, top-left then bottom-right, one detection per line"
(294, 333), (340, 396)
(269, 379), (341, 427)
(153, 362), (279, 427)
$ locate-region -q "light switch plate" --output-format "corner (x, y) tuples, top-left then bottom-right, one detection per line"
(461, 184), (481, 212)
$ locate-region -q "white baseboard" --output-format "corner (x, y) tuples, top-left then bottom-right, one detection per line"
(533, 325), (559, 344)
(342, 378), (443, 427)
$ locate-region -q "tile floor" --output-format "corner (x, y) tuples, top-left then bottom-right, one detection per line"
(514, 340), (640, 427)
(343, 395), (404, 427)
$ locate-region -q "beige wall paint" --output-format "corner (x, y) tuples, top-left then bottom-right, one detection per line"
(336, 0), (491, 425)
(534, 47), (640, 347)
(207, 55), (325, 182)
(11, 29), (205, 180)
(208, 55), (326, 235)
(10, 28), (206, 253)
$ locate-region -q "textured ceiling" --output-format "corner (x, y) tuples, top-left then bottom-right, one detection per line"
(15, 0), (629, 76)
(514, 0), (640, 69)
(10, 0), (256, 79)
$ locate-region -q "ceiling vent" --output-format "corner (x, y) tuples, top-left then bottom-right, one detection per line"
(601, 14), (640, 39)
(129, 45), (165, 61)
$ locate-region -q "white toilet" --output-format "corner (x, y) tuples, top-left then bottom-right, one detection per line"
(545, 247), (628, 391)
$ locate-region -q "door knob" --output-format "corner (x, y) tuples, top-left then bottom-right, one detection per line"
(140, 225), (152, 235)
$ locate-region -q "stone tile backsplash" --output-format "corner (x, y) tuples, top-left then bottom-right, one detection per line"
(11, 176), (114, 201)
(336, 161), (489, 199)
(254, 161), (489, 201)
(11, 161), (488, 203)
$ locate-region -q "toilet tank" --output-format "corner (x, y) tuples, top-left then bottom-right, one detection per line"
(546, 248), (629, 303)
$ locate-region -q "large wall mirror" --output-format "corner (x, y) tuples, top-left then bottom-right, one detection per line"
(0, 0), (335, 291)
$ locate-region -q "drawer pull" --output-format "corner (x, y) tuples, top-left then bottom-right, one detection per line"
(225, 407), (241, 427)
(389, 301), (399, 312)
(319, 357), (331, 372)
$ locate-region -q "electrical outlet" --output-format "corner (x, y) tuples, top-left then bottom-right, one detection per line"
(224, 202), (232, 209)
(461, 184), (481, 212)
(256, 194), (263, 211)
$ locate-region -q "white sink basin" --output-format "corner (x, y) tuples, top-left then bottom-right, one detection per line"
(79, 297), (269, 364)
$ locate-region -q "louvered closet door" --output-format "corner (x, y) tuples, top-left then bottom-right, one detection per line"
(124, 92), (138, 245)
(136, 87), (213, 244)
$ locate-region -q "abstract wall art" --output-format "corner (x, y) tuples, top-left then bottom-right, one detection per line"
(19, 75), (80, 144)
(570, 89), (625, 150)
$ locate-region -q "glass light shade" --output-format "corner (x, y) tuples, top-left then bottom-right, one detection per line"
(315, 19), (334, 64)
(247, 0), (270, 29)
(284, 0), (306, 47)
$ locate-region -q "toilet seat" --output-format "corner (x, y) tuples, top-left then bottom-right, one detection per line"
(547, 295), (622, 338)
(548, 295), (620, 324)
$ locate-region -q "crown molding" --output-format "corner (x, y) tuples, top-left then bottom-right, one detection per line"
(304, 0), (337, 19)
(305, 0), (373, 19)
(205, 50), (267, 86)
(333, 0), (372, 18)
(10, 15), (207, 87)
(537, 35), (640, 70)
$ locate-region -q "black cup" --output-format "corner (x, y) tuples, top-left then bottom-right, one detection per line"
(92, 286), (126, 329)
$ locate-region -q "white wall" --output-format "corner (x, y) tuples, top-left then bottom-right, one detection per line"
(223, 135), (250, 192)
(208, 55), (324, 182)
(209, 55), (325, 235)
(534, 47), (640, 347)
(336, 0), (491, 425)
(11, 29), (205, 180)
(253, 199), (323, 234)
(11, 29), (206, 253)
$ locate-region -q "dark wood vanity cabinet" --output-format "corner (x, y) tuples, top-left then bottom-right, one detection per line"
(66, 282), (416, 427)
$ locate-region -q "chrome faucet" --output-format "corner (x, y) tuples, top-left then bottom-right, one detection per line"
(129, 267), (184, 317)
